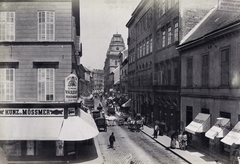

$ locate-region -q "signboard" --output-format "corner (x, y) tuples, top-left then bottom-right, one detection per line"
(65, 74), (78, 102)
(0, 108), (64, 117)
(218, 0), (240, 12)
(56, 141), (64, 156)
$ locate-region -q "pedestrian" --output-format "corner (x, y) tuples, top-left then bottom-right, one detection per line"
(109, 132), (115, 149)
(153, 123), (159, 138)
(178, 130), (183, 149)
(232, 146), (240, 164)
(170, 131), (177, 149)
(182, 131), (188, 150)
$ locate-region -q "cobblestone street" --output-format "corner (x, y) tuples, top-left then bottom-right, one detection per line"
(97, 125), (187, 164)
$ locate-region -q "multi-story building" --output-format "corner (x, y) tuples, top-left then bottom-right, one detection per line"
(126, 0), (155, 119)
(178, 6), (240, 161)
(103, 34), (125, 96)
(0, 0), (98, 161)
(119, 49), (128, 95)
(92, 69), (104, 94)
(126, 0), (217, 129)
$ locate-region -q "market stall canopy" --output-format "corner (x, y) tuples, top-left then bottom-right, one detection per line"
(59, 111), (99, 141)
(205, 118), (230, 140)
(0, 117), (63, 140)
(122, 99), (131, 107)
(221, 121), (240, 145)
(185, 113), (210, 134)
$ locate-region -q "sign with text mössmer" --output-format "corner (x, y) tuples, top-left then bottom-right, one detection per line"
(65, 74), (78, 102)
(0, 108), (64, 116)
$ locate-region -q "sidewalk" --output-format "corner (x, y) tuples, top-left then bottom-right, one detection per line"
(141, 125), (229, 164)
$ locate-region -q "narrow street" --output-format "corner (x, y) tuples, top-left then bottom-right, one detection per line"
(94, 98), (187, 164)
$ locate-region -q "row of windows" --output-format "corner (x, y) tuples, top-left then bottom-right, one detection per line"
(137, 35), (153, 59)
(128, 73), (153, 87)
(128, 49), (135, 64)
(158, 0), (178, 18)
(0, 11), (55, 41)
(0, 68), (55, 101)
(157, 21), (178, 49)
(136, 60), (153, 71)
(186, 47), (230, 87)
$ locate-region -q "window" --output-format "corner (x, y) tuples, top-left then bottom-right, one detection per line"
(38, 11), (55, 41)
(168, 0), (172, 9)
(0, 12), (15, 41)
(115, 60), (118, 65)
(149, 35), (153, 52)
(162, 30), (166, 47)
(202, 54), (209, 86)
(174, 22), (179, 42)
(146, 38), (149, 54)
(137, 44), (139, 59)
(162, 0), (166, 15)
(167, 26), (172, 45)
(140, 42), (142, 57)
(143, 41), (145, 56)
(0, 69), (15, 101)
(168, 69), (171, 85)
(38, 69), (55, 101)
(221, 48), (229, 86)
(187, 57), (193, 87)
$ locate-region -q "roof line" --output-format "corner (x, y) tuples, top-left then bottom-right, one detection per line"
(180, 5), (217, 45)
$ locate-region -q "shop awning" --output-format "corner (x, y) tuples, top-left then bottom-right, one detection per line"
(58, 111), (99, 141)
(0, 117), (63, 140)
(205, 118), (230, 140)
(0, 110), (99, 141)
(122, 99), (131, 107)
(221, 121), (240, 145)
(185, 113), (210, 134)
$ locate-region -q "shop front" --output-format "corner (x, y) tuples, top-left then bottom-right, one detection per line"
(0, 102), (99, 162)
(205, 118), (230, 153)
(185, 113), (210, 147)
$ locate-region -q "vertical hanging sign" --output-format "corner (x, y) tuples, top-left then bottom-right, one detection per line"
(65, 74), (78, 102)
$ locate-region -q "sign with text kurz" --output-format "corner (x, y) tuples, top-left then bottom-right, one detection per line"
(0, 108), (64, 116)
(65, 74), (78, 102)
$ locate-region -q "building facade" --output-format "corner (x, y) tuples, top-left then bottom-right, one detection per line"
(103, 34), (125, 96)
(92, 69), (104, 94)
(0, 0), (98, 161)
(126, 0), (217, 130)
(178, 6), (240, 161)
(119, 50), (128, 95)
(126, 0), (155, 119)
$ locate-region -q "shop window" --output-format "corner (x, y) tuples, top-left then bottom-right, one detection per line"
(38, 11), (55, 41)
(201, 108), (210, 114)
(0, 12), (15, 41)
(220, 111), (231, 119)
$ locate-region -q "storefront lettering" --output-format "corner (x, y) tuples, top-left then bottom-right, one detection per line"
(0, 108), (64, 116)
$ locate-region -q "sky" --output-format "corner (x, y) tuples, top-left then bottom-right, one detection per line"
(80, 0), (141, 70)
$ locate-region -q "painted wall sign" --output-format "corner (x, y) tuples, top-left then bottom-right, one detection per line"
(65, 74), (78, 102)
(0, 108), (64, 116)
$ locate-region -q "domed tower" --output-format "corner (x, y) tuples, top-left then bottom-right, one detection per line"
(104, 33), (125, 94)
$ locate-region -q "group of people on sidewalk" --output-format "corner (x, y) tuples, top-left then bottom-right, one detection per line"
(153, 123), (188, 150)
